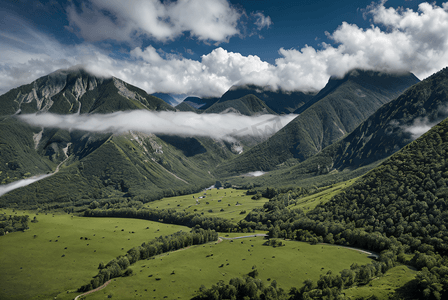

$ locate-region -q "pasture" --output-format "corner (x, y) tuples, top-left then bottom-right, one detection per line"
(144, 188), (270, 222)
(78, 237), (372, 300)
(0, 209), (190, 300)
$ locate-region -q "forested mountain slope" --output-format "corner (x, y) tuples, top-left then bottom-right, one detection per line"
(268, 66), (448, 184)
(0, 131), (216, 206)
(214, 70), (419, 176)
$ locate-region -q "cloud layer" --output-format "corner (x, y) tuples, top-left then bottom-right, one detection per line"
(1, 1), (448, 97)
(17, 111), (297, 141)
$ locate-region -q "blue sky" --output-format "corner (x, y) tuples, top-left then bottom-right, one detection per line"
(1, 0), (448, 98)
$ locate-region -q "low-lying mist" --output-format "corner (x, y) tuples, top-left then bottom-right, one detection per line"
(0, 174), (51, 197)
(17, 111), (298, 141)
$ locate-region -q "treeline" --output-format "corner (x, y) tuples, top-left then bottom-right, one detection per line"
(84, 207), (239, 232)
(0, 214), (29, 235)
(78, 228), (218, 293)
(193, 276), (288, 300)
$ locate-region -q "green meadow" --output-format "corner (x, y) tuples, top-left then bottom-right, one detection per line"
(144, 188), (270, 222)
(0, 209), (189, 300)
(76, 237), (372, 300)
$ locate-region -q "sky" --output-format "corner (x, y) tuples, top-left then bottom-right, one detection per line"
(1, 0), (448, 99)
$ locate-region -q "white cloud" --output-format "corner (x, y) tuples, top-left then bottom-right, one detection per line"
(17, 111), (297, 142)
(67, 0), (243, 43)
(252, 12), (273, 30)
(2, 2), (448, 98)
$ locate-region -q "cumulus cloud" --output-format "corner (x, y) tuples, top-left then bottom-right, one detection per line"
(67, 0), (243, 43)
(17, 111), (297, 141)
(2, 2), (448, 97)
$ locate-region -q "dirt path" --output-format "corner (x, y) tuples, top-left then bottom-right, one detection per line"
(74, 280), (112, 300)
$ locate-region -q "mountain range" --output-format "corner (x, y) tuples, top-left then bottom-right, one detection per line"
(2, 66), (447, 211)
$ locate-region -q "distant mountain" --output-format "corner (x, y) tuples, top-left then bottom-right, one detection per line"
(203, 94), (276, 116)
(179, 96), (220, 110)
(214, 69), (420, 176)
(151, 93), (178, 106)
(220, 84), (315, 114)
(175, 101), (199, 112)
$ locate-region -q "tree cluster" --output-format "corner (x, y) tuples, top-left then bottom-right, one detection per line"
(0, 214), (29, 235)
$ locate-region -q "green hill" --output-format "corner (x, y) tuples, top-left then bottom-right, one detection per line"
(214, 70), (420, 176)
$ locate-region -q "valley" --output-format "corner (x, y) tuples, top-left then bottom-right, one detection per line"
(1, 66), (448, 299)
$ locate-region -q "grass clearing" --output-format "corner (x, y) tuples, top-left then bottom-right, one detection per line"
(0, 209), (189, 300)
(144, 188), (269, 222)
(81, 237), (372, 300)
(288, 177), (359, 211)
(343, 265), (417, 299)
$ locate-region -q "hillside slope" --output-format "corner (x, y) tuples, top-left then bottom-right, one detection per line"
(276, 67), (448, 182)
(215, 70), (419, 176)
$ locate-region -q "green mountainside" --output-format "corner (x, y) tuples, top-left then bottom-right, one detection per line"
(262, 67), (448, 186)
(204, 94), (277, 115)
(0, 131), (215, 206)
(214, 70), (420, 176)
(0, 69), (223, 203)
(219, 84), (315, 114)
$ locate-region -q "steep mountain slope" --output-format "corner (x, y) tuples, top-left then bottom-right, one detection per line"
(276, 67), (448, 181)
(307, 115), (448, 254)
(0, 68), (173, 116)
(0, 131), (216, 206)
(204, 94), (276, 116)
(0, 68), (222, 203)
(220, 84), (315, 114)
(215, 69), (420, 176)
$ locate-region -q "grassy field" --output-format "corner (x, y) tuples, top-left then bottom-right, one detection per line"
(79, 237), (372, 300)
(144, 188), (270, 222)
(288, 177), (359, 211)
(343, 265), (417, 299)
(0, 209), (190, 300)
